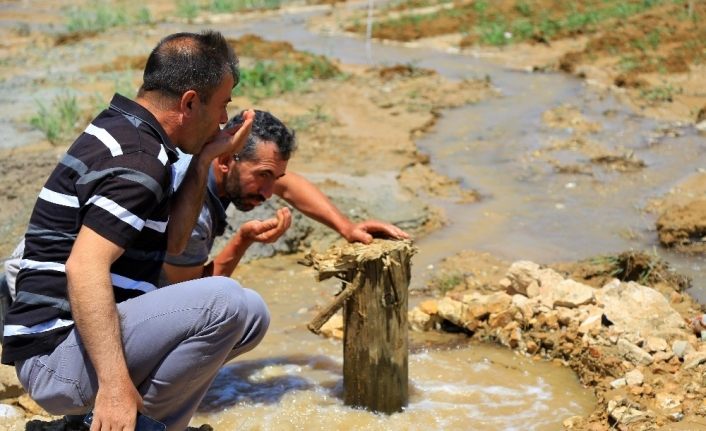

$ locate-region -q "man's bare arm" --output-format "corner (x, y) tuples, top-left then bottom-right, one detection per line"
(163, 208), (291, 284)
(274, 172), (409, 243)
(65, 225), (141, 431)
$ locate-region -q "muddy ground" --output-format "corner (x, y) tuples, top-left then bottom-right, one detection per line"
(1, 0), (706, 430)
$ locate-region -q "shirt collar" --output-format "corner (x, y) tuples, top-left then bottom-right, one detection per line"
(108, 93), (179, 163)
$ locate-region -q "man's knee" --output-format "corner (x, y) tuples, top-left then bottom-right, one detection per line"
(202, 277), (270, 336)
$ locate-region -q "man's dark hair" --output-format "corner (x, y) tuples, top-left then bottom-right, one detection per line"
(139, 30), (239, 102)
(227, 110), (297, 161)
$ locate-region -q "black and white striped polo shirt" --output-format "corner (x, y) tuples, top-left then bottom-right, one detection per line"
(1, 94), (179, 364)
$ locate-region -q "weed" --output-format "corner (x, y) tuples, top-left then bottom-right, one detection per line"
(65, 4), (128, 33)
(288, 104), (330, 131)
(479, 21), (509, 46)
(429, 272), (464, 294)
(64, 2), (153, 33)
(135, 7), (152, 25)
(473, 0), (489, 15)
(234, 58), (340, 101)
(511, 19), (534, 41)
(646, 29), (661, 49)
(30, 93), (81, 146)
(176, 0), (201, 20)
(640, 84), (678, 102)
(618, 55), (639, 72)
(514, 1), (532, 17)
(208, 0), (281, 13)
(537, 16), (560, 39)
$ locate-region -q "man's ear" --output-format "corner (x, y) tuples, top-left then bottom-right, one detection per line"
(180, 90), (199, 118)
(216, 153), (232, 172)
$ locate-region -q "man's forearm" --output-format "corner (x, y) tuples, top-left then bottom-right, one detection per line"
(168, 154), (212, 255)
(212, 231), (253, 277)
(65, 227), (131, 391)
(275, 172), (355, 238)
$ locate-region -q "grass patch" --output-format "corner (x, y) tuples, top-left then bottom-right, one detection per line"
(640, 84), (678, 102)
(287, 105), (331, 131)
(234, 58), (340, 101)
(428, 272), (465, 295)
(177, 0), (282, 19)
(30, 93), (81, 146)
(64, 2), (152, 33)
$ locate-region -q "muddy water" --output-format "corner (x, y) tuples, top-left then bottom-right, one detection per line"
(191, 254), (594, 429)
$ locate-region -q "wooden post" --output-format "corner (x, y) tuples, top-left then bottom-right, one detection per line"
(303, 239), (416, 414)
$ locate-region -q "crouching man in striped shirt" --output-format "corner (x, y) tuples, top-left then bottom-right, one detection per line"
(1, 31), (268, 431)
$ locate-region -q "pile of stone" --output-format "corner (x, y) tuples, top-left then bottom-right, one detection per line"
(409, 260), (706, 429)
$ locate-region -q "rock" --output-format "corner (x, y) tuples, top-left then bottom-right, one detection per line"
(320, 314), (344, 340)
(18, 394), (46, 416)
(526, 340), (539, 354)
(645, 336), (668, 353)
(610, 377), (627, 389)
(562, 415), (584, 429)
(537, 268), (564, 288)
(655, 392), (683, 411)
(489, 310), (514, 329)
(436, 297), (466, 328)
(505, 261), (541, 296)
(0, 403), (22, 418)
(409, 308), (435, 332)
(672, 340), (694, 359)
(578, 313), (603, 335)
(683, 351), (706, 369)
(653, 351), (675, 363)
(418, 299), (438, 315)
(484, 292), (513, 314)
(597, 281), (684, 338)
(552, 279), (594, 308)
(467, 304), (490, 321)
(607, 401), (649, 424)
(625, 369), (644, 386)
(556, 308), (576, 326)
(617, 339), (653, 366)
(0, 364), (23, 399)
(511, 294), (534, 321)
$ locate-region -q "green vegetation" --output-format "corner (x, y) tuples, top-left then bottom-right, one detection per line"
(65, 3), (152, 33)
(234, 57), (341, 101)
(428, 272), (464, 294)
(177, 0), (282, 19)
(640, 84), (678, 102)
(176, 0), (201, 20)
(30, 93), (81, 146)
(288, 104), (331, 131)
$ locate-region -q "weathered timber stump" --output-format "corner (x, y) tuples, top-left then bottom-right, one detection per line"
(303, 239), (416, 414)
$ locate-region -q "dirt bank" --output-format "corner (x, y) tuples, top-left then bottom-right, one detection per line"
(409, 250), (706, 430)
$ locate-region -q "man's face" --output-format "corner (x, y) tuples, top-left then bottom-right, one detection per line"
(185, 74), (234, 154)
(224, 141), (288, 211)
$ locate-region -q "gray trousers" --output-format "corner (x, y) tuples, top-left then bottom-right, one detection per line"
(15, 276), (270, 430)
